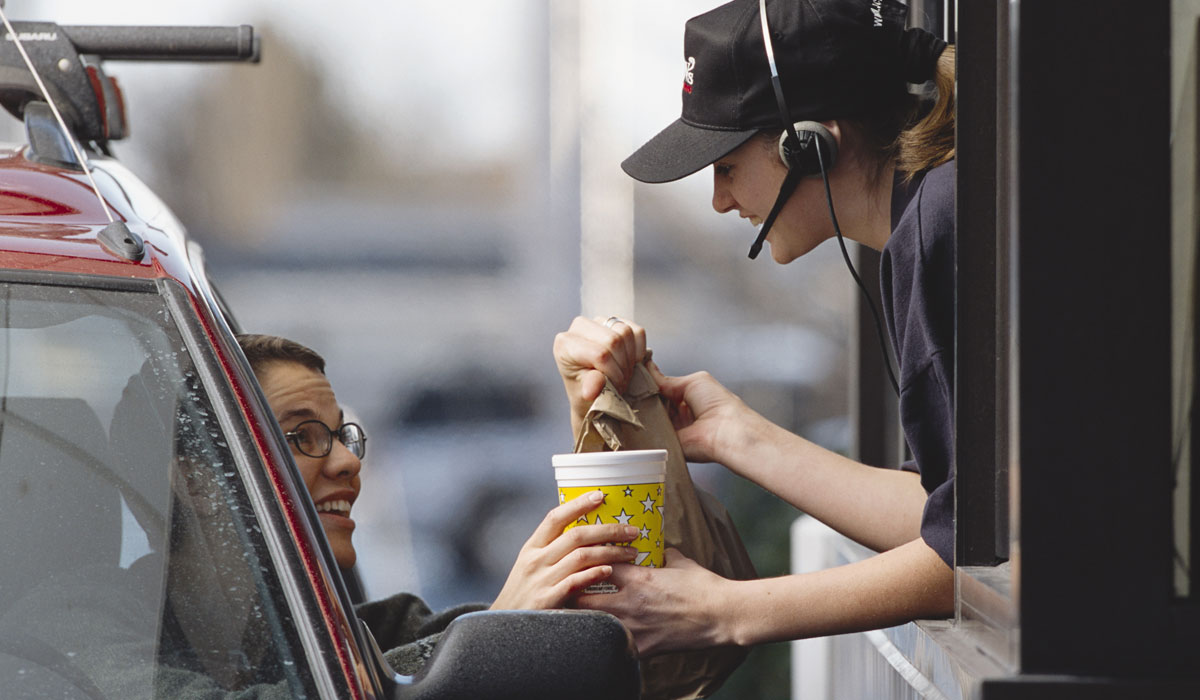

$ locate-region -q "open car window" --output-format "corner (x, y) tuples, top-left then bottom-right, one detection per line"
(0, 280), (318, 699)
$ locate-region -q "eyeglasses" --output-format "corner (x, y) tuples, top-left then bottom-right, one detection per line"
(284, 420), (367, 459)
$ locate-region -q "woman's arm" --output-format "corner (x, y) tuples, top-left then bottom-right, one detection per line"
(576, 539), (953, 657)
(657, 368), (927, 552)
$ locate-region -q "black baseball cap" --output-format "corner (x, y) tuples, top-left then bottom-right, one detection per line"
(622, 0), (912, 184)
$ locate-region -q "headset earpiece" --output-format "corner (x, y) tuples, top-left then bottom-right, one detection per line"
(777, 121), (837, 176)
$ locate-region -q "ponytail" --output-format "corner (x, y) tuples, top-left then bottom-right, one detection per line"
(895, 45), (956, 179)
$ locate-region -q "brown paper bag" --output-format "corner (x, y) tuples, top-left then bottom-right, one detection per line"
(575, 363), (757, 700)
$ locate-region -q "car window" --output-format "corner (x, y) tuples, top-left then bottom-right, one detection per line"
(0, 280), (317, 698)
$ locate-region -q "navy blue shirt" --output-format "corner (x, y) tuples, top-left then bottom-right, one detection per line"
(880, 160), (956, 568)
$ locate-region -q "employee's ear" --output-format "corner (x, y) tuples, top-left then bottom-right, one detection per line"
(782, 121), (839, 175)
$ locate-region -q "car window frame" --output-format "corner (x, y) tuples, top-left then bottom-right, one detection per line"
(183, 258), (393, 695)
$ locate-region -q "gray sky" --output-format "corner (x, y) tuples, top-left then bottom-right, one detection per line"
(16, 0), (713, 170)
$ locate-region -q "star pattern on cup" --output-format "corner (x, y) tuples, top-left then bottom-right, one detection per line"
(558, 483), (664, 568)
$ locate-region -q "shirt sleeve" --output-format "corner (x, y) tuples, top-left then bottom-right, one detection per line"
(881, 161), (958, 570)
(921, 477), (955, 568)
(355, 594), (488, 675)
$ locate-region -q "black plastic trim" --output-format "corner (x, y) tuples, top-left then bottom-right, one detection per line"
(0, 269), (156, 292)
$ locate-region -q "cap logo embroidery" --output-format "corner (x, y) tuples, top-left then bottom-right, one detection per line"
(870, 0), (883, 27)
(683, 56), (695, 93)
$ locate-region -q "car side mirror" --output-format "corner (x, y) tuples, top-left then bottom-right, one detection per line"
(391, 610), (640, 700)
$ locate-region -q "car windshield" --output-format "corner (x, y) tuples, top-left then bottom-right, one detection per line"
(0, 280), (317, 698)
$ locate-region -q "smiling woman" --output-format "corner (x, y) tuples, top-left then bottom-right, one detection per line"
(235, 333), (645, 674)
(237, 336), (392, 579)
(253, 354), (365, 569)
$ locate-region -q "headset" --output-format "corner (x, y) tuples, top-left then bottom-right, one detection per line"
(753, 0), (900, 397)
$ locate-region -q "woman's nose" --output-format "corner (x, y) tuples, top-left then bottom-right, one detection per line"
(325, 440), (362, 480)
(712, 170), (736, 213)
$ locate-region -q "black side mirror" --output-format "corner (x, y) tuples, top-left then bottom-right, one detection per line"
(392, 610), (640, 700)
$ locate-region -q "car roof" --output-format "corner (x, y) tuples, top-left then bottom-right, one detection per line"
(0, 143), (196, 290)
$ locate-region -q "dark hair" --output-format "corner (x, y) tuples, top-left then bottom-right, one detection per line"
(236, 333), (326, 377)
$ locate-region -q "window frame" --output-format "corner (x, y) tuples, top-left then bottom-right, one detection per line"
(951, 0), (1200, 682)
(853, 0), (1200, 685)
(159, 275), (347, 695)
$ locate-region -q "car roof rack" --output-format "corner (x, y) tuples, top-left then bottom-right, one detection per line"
(0, 22), (259, 149)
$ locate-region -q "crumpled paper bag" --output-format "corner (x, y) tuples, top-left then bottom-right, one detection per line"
(575, 362), (757, 700)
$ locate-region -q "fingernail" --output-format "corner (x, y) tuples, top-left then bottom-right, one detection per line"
(624, 526), (638, 539)
(588, 490), (605, 503)
(625, 547), (638, 558)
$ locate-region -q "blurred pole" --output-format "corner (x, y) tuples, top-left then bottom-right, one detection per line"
(578, 0), (635, 320)
(549, 0), (583, 327)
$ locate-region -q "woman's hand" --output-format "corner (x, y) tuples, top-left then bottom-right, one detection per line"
(553, 316), (647, 440)
(573, 548), (735, 657)
(491, 491), (640, 611)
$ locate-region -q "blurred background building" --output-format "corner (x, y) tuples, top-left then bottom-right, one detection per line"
(6, 1), (856, 695)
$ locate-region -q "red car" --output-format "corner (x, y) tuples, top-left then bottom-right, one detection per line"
(0, 21), (637, 700)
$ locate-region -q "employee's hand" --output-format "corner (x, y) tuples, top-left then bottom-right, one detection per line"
(574, 548), (732, 657)
(553, 316), (647, 439)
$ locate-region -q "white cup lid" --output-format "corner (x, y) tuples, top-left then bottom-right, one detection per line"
(553, 449), (667, 485)
(551, 449), (667, 467)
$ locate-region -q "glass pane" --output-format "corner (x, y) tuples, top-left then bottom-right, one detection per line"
(0, 282), (316, 697)
(1172, 0), (1200, 600)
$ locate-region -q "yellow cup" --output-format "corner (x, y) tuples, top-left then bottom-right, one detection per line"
(553, 449), (667, 592)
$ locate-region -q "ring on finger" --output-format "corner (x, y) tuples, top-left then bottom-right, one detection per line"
(604, 316), (624, 330)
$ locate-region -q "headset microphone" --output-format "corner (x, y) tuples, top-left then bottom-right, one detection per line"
(748, 122), (837, 259)
(748, 168), (801, 260)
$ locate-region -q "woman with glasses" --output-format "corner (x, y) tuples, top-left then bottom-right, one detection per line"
(237, 334), (639, 674)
